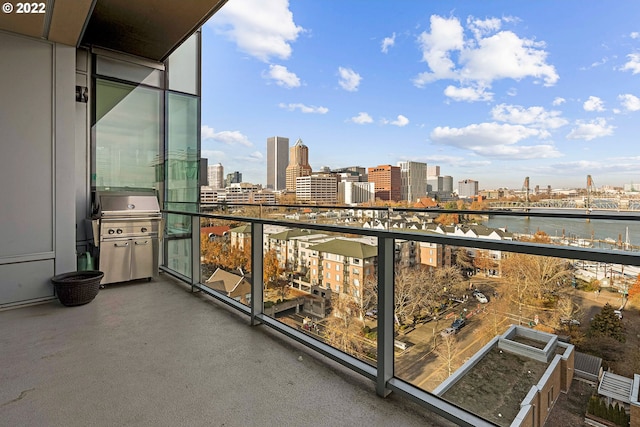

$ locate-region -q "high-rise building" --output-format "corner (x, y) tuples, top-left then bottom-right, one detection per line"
(286, 138), (312, 191)
(208, 163), (224, 188)
(266, 136), (289, 190)
(427, 165), (440, 177)
(458, 179), (479, 198)
(398, 161), (427, 202)
(442, 175), (454, 193)
(295, 175), (337, 204)
(226, 171), (242, 186)
(368, 165), (401, 201)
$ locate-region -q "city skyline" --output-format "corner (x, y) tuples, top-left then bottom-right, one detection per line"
(200, 1), (640, 191)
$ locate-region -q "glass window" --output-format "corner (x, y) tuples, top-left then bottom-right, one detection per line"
(168, 33), (199, 95)
(94, 79), (162, 191)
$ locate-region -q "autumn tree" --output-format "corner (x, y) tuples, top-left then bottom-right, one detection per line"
(628, 275), (640, 307)
(263, 249), (286, 299)
(473, 249), (496, 277)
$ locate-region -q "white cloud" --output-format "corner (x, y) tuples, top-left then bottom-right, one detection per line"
(201, 150), (227, 161)
(381, 32), (396, 53)
(631, 32), (640, 39)
(349, 112), (373, 124)
(413, 14), (558, 101)
(619, 94), (640, 111)
(264, 65), (301, 88)
(443, 85), (493, 102)
(201, 125), (253, 147)
(621, 53), (640, 74)
(241, 151), (264, 162)
(278, 103), (329, 114)
(583, 96), (605, 112)
(566, 118), (615, 141)
(491, 104), (568, 129)
(338, 67), (362, 91)
(210, 0), (304, 62)
(382, 115), (409, 127)
(430, 122), (559, 159)
(552, 97), (566, 106)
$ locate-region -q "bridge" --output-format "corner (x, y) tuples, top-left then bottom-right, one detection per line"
(489, 198), (640, 212)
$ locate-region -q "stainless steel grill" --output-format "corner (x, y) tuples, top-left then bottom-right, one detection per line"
(92, 192), (163, 285)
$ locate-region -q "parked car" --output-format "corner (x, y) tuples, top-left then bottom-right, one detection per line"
(365, 308), (378, 318)
(474, 292), (488, 303)
(560, 318), (581, 326)
(451, 318), (466, 331)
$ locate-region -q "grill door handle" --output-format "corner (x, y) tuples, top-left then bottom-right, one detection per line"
(135, 241), (149, 245)
(114, 242), (129, 247)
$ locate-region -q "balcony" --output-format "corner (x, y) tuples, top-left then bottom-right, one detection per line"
(4, 205), (640, 427)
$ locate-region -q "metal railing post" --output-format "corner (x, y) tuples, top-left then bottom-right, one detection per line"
(377, 236), (394, 397)
(191, 215), (201, 289)
(251, 222), (264, 326)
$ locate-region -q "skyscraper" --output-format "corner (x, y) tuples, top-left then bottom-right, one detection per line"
(208, 163), (224, 188)
(368, 165), (401, 201)
(286, 138), (312, 191)
(266, 136), (289, 190)
(398, 161), (427, 202)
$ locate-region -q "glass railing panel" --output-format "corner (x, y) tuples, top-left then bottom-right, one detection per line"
(262, 225), (378, 365)
(395, 240), (639, 427)
(199, 216), (252, 307)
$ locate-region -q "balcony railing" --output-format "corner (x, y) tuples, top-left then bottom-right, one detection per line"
(163, 204), (640, 427)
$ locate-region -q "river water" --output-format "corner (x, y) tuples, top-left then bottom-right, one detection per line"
(484, 210), (640, 249)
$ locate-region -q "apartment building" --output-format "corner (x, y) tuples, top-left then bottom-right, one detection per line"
(308, 239), (377, 306)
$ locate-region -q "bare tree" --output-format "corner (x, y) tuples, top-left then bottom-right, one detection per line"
(502, 252), (572, 303)
(435, 334), (460, 377)
(323, 294), (366, 357)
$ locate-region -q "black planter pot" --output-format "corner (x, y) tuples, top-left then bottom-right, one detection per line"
(51, 271), (104, 306)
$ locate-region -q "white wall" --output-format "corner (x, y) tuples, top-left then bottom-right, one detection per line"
(0, 31), (76, 306)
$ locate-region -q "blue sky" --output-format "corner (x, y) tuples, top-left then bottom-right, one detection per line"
(201, 0), (640, 191)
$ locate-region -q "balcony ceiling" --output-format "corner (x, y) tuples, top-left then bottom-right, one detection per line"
(0, 0), (228, 61)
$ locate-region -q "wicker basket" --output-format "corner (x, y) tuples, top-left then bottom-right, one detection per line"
(51, 271), (104, 307)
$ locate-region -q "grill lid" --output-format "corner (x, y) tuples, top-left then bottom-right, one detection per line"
(95, 192), (161, 217)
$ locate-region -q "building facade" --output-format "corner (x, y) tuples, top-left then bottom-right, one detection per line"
(338, 181), (375, 205)
(296, 175), (337, 204)
(398, 161), (427, 203)
(286, 138), (312, 191)
(208, 163), (224, 188)
(266, 136), (289, 190)
(368, 165), (401, 202)
(458, 179), (479, 198)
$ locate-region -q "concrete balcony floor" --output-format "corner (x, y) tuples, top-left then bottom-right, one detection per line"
(1, 274), (456, 427)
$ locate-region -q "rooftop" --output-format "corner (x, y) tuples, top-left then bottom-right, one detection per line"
(0, 274), (456, 427)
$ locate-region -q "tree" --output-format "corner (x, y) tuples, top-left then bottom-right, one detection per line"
(263, 249), (286, 299)
(473, 249), (496, 277)
(588, 303), (626, 343)
(454, 247), (474, 277)
(322, 294), (366, 357)
(501, 252), (571, 302)
(435, 333), (460, 377)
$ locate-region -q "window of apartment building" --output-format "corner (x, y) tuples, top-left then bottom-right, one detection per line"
(326, 272), (330, 279)
(354, 279), (359, 286)
(335, 264), (340, 271)
(353, 258), (360, 264)
(326, 262), (331, 269)
(336, 274), (340, 281)
(312, 259), (316, 265)
(335, 285), (340, 293)
(352, 268), (359, 274)
(312, 269), (316, 275)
